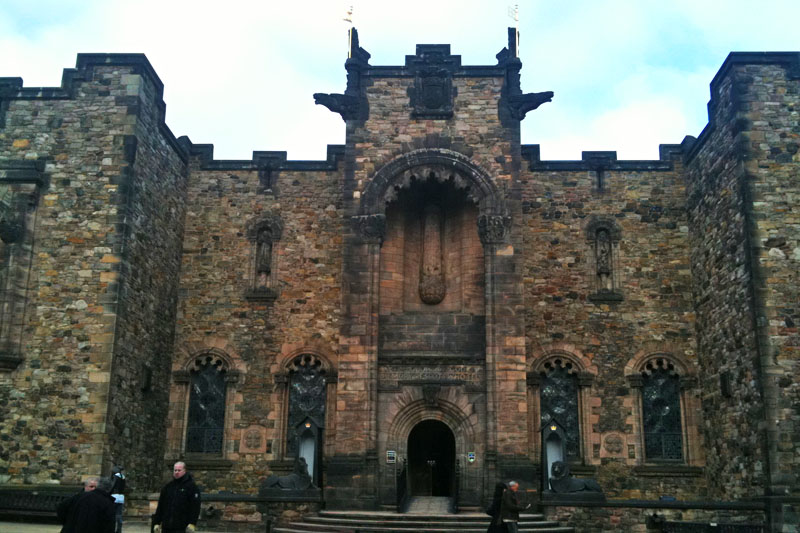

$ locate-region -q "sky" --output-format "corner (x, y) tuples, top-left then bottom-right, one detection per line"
(1, 1), (798, 161)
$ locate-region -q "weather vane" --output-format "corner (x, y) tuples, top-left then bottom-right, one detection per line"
(507, 4), (519, 56)
(344, 5), (354, 58)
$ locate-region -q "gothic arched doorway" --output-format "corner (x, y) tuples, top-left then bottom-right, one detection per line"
(408, 420), (456, 496)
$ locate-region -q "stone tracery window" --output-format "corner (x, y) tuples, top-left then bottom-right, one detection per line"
(185, 355), (228, 454)
(539, 358), (581, 459)
(286, 354), (327, 457)
(640, 358), (683, 461)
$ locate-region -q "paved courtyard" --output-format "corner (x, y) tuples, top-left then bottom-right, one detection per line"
(0, 522), (234, 532)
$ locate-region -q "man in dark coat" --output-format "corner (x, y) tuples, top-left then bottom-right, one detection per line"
(499, 480), (530, 533)
(57, 476), (99, 529)
(61, 476), (116, 533)
(152, 461), (201, 533)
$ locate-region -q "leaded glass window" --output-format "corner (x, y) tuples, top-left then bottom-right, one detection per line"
(540, 360), (580, 458)
(641, 360), (683, 461)
(287, 355), (326, 457)
(186, 357), (227, 454)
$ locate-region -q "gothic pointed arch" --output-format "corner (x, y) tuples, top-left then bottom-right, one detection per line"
(625, 347), (702, 465)
(166, 343), (244, 462)
(528, 344), (596, 463)
(273, 343), (338, 484)
(356, 149), (509, 245)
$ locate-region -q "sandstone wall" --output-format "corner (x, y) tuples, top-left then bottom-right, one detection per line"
(685, 54), (799, 524)
(166, 147), (344, 492)
(0, 56), (187, 491)
(520, 149), (703, 499)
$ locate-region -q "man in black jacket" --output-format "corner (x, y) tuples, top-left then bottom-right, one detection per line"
(56, 476), (99, 531)
(152, 461), (201, 533)
(61, 476), (116, 533)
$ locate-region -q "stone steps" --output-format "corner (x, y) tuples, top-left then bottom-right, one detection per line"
(273, 509), (574, 533)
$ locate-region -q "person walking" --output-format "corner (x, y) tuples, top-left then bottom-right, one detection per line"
(152, 461), (201, 533)
(485, 481), (508, 533)
(56, 476), (99, 532)
(499, 480), (530, 533)
(61, 476), (116, 533)
(110, 465), (126, 533)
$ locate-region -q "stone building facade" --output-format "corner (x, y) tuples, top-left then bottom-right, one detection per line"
(0, 30), (797, 531)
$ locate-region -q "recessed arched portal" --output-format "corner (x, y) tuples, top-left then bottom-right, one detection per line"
(408, 420), (456, 496)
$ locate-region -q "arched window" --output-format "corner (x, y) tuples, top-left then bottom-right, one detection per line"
(539, 358), (581, 459)
(185, 355), (228, 454)
(286, 354), (327, 484)
(640, 358), (683, 461)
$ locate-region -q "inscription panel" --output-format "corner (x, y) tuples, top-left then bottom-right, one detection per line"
(379, 364), (484, 387)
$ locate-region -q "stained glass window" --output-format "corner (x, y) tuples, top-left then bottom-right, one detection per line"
(540, 361), (580, 458)
(642, 363), (683, 461)
(287, 355), (326, 456)
(186, 360), (227, 454)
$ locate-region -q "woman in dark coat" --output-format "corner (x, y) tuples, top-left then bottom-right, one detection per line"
(486, 482), (507, 533)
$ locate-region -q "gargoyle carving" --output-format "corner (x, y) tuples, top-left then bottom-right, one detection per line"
(507, 91), (554, 120)
(313, 93), (360, 121)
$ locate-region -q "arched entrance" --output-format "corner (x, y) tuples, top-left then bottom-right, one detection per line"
(408, 420), (455, 496)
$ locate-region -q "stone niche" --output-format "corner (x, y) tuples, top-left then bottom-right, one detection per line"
(378, 178), (485, 360)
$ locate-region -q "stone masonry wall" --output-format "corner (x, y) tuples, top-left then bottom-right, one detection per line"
(0, 60), (144, 485)
(736, 61), (800, 503)
(167, 157), (343, 493)
(105, 65), (188, 491)
(520, 155), (704, 499)
(686, 56), (800, 532)
(687, 59), (768, 498)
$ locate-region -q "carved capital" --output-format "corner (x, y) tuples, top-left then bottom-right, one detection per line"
(352, 214), (386, 244)
(477, 214), (511, 245)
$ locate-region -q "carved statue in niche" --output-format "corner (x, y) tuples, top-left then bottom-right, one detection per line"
(419, 203), (446, 304)
(595, 228), (612, 291)
(255, 227), (273, 288)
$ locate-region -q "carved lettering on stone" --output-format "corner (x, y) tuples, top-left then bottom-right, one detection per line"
(379, 365), (483, 386)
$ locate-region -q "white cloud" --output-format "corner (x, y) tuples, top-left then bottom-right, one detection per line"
(1, 0), (799, 161)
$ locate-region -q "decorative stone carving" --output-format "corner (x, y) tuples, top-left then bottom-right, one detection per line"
(602, 433), (624, 456)
(262, 457), (314, 490)
(419, 204), (445, 304)
(353, 214), (386, 244)
(313, 93), (360, 121)
(239, 425), (268, 454)
(549, 461), (604, 496)
(407, 45), (459, 119)
(505, 91), (554, 120)
(422, 384), (440, 407)
(477, 214), (511, 245)
(314, 28), (370, 122)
